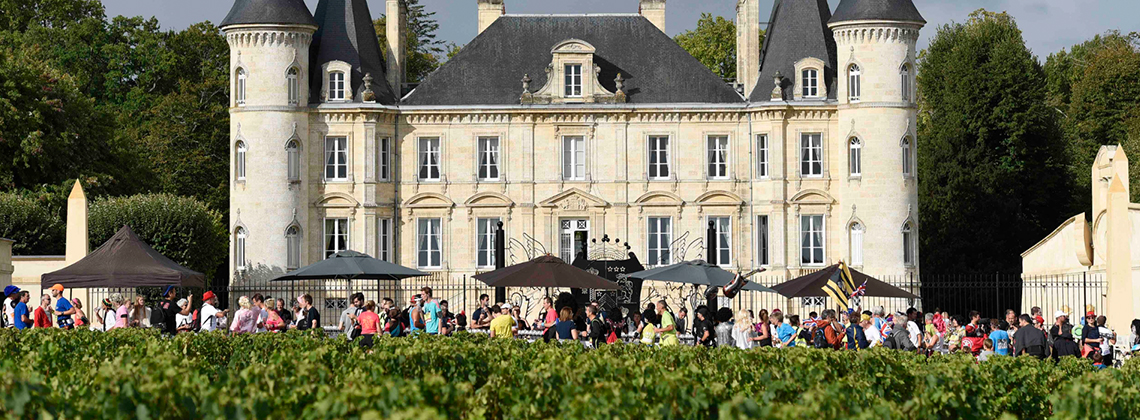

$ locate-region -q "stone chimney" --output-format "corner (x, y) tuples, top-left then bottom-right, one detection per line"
(639, 0), (666, 33)
(736, 0), (761, 97)
(478, 0), (505, 35)
(386, 0), (407, 96)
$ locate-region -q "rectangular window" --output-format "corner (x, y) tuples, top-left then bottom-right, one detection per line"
(800, 133), (823, 177)
(802, 69), (818, 98)
(329, 71), (345, 100)
(850, 139), (862, 177)
(417, 218), (442, 269)
(757, 215), (769, 266)
(236, 142), (247, 180)
(418, 137), (441, 181)
(477, 218), (500, 268)
(565, 64), (582, 97)
(324, 218), (349, 259)
(756, 134), (769, 178)
(324, 136), (348, 181)
(478, 137), (500, 181)
(647, 217), (672, 266)
(559, 219), (589, 263)
(563, 136), (585, 180)
(707, 135), (729, 179)
(801, 215), (825, 266)
(708, 216), (732, 267)
(287, 68), (299, 105)
(286, 228), (300, 270)
(287, 142), (300, 182)
(903, 226), (915, 266)
(378, 218), (392, 262)
(378, 137), (391, 181)
(647, 135), (670, 180)
(236, 70), (247, 105)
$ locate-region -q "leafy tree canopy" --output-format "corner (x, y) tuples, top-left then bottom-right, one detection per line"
(375, 0), (445, 84)
(674, 14), (762, 82)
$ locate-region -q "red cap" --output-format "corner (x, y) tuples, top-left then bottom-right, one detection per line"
(1034, 316), (1045, 324)
(202, 291), (216, 301)
(1086, 311), (1096, 317)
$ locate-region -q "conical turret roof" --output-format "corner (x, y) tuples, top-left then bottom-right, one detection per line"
(220, 0), (317, 28)
(749, 0), (837, 102)
(309, 0), (397, 104)
(829, 0), (926, 25)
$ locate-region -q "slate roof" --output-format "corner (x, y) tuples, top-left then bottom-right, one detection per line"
(220, 0), (317, 28)
(749, 0), (838, 102)
(309, 0), (397, 104)
(402, 15), (743, 106)
(830, 0), (926, 25)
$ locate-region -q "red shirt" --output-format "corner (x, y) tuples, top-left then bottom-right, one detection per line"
(358, 310), (380, 335)
(33, 307), (51, 328)
(543, 308), (557, 332)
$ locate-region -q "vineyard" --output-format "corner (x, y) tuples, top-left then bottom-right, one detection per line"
(0, 329), (1137, 419)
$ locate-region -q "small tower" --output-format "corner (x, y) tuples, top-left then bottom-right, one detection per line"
(829, 0), (925, 275)
(221, 0), (318, 280)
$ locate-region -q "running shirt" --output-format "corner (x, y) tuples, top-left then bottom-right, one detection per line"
(989, 330), (1011, 356)
(490, 314), (514, 338)
(55, 297), (74, 328)
(658, 311), (679, 346)
(423, 301), (441, 334)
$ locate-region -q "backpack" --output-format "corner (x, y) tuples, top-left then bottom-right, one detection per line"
(149, 302), (168, 330)
(190, 309), (202, 332)
(812, 327), (829, 349)
(348, 308), (363, 340)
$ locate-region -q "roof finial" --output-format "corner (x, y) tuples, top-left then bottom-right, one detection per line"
(771, 71), (784, 101)
(362, 73), (376, 103)
(521, 73), (531, 93)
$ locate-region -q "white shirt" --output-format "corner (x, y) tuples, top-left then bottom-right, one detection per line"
(865, 325), (883, 348)
(907, 321), (922, 347)
(1099, 326), (1114, 356)
(257, 307), (268, 333)
(3, 298), (12, 328)
(176, 313), (193, 331)
(97, 308), (116, 331)
(732, 326), (755, 350)
(200, 303), (220, 331)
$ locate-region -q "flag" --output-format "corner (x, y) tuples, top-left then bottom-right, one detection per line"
(839, 261), (857, 295)
(850, 280), (867, 299)
(802, 317), (818, 329)
(881, 315), (894, 340)
(822, 269), (851, 313)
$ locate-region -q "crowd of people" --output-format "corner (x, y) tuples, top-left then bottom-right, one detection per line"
(7, 284), (1140, 367)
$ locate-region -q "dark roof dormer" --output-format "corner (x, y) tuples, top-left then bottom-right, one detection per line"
(309, 0), (396, 105)
(749, 0), (838, 102)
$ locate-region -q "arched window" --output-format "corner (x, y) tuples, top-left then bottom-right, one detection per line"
(849, 137), (862, 177)
(902, 222), (915, 266)
(329, 71), (346, 101)
(850, 222), (865, 266)
(802, 68), (819, 98)
(848, 64), (861, 101)
(236, 141), (247, 181)
(900, 64), (911, 102)
(236, 68), (247, 105)
(235, 227), (247, 270)
(902, 137), (913, 176)
(287, 67), (300, 105)
(286, 225), (300, 270)
(286, 140), (300, 182)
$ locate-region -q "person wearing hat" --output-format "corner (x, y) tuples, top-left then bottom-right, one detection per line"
(1080, 311), (1102, 359)
(3, 285), (21, 328)
(199, 291), (228, 332)
(1049, 310), (1073, 345)
(155, 286), (190, 335)
(49, 284), (76, 329)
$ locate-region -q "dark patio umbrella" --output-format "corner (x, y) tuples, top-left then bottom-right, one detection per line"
(473, 255), (619, 289)
(770, 264), (919, 299)
(272, 251), (429, 281)
(628, 260), (778, 293)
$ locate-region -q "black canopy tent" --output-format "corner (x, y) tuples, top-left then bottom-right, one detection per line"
(271, 250), (429, 282)
(770, 264), (919, 299)
(41, 225), (206, 289)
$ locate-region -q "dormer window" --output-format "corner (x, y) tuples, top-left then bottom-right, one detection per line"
(329, 71), (345, 101)
(565, 64), (582, 97)
(321, 61), (353, 102)
(521, 39), (625, 105)
(802, 69), (819, 98)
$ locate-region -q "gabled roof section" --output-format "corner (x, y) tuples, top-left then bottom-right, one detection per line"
(829, 0), (926, 25)
(220, 0), (317, 28)
(403, 15), (742, 106)
(749, 0), (838, 102)
(309, 0), (396, 104)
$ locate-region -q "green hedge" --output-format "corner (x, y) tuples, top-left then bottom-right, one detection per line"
(0, 330), (1137, 419)
(0, 192), (64, 255)
(88, 193), (225, 282)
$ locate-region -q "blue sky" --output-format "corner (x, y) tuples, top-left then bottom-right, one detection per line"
(101, 0), (1138, 59)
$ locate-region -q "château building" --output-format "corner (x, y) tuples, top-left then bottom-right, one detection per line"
(220, 0), (925, 285)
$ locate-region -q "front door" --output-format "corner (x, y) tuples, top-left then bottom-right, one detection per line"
(560, 219), (589, 262)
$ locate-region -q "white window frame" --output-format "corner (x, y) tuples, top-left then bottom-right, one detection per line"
(324, 136), (349, 181)
(802, 68), (819, 98)
(476, 217), (500, 269)
(378, 218), (393, 262)
(902, 137), (913, 177)
(647, 135), (671, 180)
(418, 137), (441, 181)
(848, 64), (861, 102)
(378, 137), (391, 181)
(800, 133), (823, 177)
(417, 218), (442, 269)
(849, 137), (862, 177)
(757, 215), (770, 267)
(286, 225), (300, 270)
(287, 67), (300, 105)
(850, 222), (864, 267)
(707, 135), (730, 180)
(708, 216), (732, 268)
(801, 215), (826, 266)
(562, 136), (586, 180)
(323, 218), (349, 259)
(477, 136), (500, 181)
(646, 217), (672, 266)
(564, 64), (583, 98)
(756, 134), (769, 179)
(236, 141), (247, 181)
(901, 64), (911, 102)
(235, 227), (247, 270)
(286, 140), (300, 182)
(902, 222), (915, 267)
(328, 70), (346, 101)
(559, 219), (590, 263)
(236, 68), (247, 106)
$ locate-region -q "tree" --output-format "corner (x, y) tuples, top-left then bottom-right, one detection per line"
(917, 10), (1073, 274)
(674, 14), (762, 81)
(375, 0), (445, 83)
(0, 192), (65, 255)
(1045, 32), (1140, 203)
(0, 0), (104, 32)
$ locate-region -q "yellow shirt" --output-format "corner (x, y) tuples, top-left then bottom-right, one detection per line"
(490, 314), (514, 338)
(658, 311), (680, 346)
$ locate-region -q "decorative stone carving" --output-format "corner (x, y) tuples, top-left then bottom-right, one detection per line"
(362, 73), (376, 103)
(771, 71), (784, 101)
(561, 197), (588, 211)
(614, 73), (627, 103)
(521, 39), (625, 104)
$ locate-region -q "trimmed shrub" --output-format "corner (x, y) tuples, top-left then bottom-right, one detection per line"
(0, 192), (64, 255)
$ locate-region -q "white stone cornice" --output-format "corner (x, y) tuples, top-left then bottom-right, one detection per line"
(226, 30), (313, 48)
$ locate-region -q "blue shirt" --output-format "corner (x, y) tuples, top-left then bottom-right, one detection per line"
(777, 323), (797, 347)
(55, 297), (74, 326)
(989, 330), (1011, 355)
(423, 301), (441, 334)
(555, 319), (576, 340)
(13, 302), (29, 330)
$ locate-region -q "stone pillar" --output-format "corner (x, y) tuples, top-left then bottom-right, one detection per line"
(386, 0), (407, 96)
(639, 0), (666, 33)
(736, 0), (761, 97)
(477, 0), (505, 35)
(1105, 176), (1136, 335)
(65, 181), (88, 264)
(0, 238), (13, 288)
